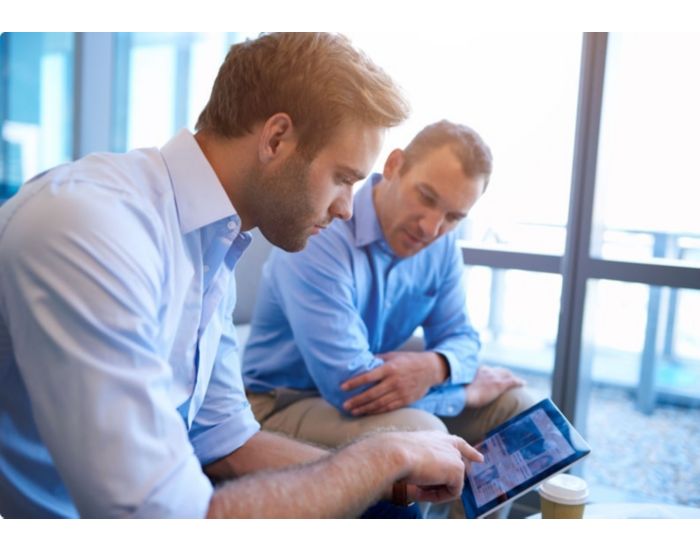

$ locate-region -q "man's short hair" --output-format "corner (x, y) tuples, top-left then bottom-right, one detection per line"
(400, 120), (493, 190)
(196, 32), (410, 158)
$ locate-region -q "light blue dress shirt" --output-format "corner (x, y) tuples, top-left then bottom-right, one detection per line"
(243, 174), (480, 417)
(0, 129), (259, 518)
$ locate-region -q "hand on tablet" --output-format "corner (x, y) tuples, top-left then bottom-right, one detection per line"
(460, 398), (591, 518)
(384, 431), (483, 504)
(465, 365), (525, 409)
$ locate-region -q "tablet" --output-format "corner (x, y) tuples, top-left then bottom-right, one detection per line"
(461, 397), (591, 519)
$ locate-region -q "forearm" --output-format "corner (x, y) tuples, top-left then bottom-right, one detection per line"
(340, 350), (454, 416)
(204, 431), (328, 480)
(207, 434), (408, 518)
(428, 352), (450, 385)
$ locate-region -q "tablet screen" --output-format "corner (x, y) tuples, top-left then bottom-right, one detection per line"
(461, 398), (591, 518)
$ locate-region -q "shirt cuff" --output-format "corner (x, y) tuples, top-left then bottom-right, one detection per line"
(190, 408), (260, 466)
(430, 348), (477, 386)
(412, 384), (467, 417)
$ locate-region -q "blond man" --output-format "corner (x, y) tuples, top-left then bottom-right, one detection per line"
(0, 34), (481, 519)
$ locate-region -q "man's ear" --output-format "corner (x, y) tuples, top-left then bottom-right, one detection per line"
(383, 148), (404, 180)
(258, 113), (297, 164)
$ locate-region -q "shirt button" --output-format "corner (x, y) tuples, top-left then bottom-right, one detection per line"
(227, 221), (237, 230)
(203, 265), (210, 273)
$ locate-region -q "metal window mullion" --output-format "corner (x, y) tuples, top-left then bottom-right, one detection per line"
(461, 246), (562, 274)
(552, 33), (609, 433)
(582, 258), (700, 289)
(173, 38), (191, 132)
(73, 33), (115, 158)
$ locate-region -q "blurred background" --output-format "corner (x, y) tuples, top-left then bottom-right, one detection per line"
(1, 32), (698, 511)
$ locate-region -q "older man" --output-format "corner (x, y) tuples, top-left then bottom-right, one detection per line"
(243, 120), (534, 515)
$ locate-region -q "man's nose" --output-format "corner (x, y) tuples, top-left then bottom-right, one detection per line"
(330, 186), (353, 221)
(419, 210), (444, 239)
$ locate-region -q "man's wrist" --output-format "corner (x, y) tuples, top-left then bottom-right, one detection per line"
(357, 432), (411, 487)
(432, 352), (450, 385)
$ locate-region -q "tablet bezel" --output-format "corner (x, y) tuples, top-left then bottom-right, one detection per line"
(461, 397), (591, 519)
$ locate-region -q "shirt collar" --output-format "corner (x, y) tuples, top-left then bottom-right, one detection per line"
(160, 129), (237, 235)
(353, 173), (386, 248)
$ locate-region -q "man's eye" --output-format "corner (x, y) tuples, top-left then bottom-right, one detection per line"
(419, 191), (436, 206)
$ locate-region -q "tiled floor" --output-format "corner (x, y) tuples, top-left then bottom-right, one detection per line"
(584, 384), (700, 507)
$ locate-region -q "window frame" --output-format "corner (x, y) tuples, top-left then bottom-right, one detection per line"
(460, 33), (700, 429)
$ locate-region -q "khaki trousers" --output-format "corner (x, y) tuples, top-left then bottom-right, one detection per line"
(248, 386), (534, 448)
(247, 387), (535, 518)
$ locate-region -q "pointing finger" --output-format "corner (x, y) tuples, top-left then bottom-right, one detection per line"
(452, 436), (484, 463)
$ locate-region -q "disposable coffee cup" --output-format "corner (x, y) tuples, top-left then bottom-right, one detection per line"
(539, 474), (588, 519)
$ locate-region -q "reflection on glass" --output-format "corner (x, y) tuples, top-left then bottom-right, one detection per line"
(348, 32), (582, 255)
(0, 32), (74, 198)
(593, 33), (700, 266)
(581, 280), (700, 506)
(464, 266), (562, 401)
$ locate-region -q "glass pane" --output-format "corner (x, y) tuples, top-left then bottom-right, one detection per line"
(593, 33), (700, 267)
(348, 32), (583, 255)
(580, 279), (700, 506)
(111, 32), (257, 152)
(464, 266), (562, 402)
(0, 32), (74, 198)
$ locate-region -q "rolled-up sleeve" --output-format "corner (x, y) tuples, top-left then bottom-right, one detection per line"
(189, 289), (260, 465)
(0, 187), (214, 518)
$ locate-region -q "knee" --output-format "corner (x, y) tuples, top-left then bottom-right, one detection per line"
(367, 408), (448, 434)
(496, 386), (537, 419)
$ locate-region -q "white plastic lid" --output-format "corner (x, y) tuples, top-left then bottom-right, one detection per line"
(539, 474), (589, 505)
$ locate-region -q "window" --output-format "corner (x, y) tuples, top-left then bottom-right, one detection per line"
(580, 281), (700, 506)
(348, 32), (583, 255)
(555, 33), (700, 507)
(111, 32), (255, 152)
(0, 32), (74, 198)
(465, 266), (561, 403)
(592, 33), (700, 267)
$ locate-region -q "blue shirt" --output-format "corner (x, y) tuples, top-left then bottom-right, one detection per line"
(0, 130), (259, 518)
(243, 174), (480, 417)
